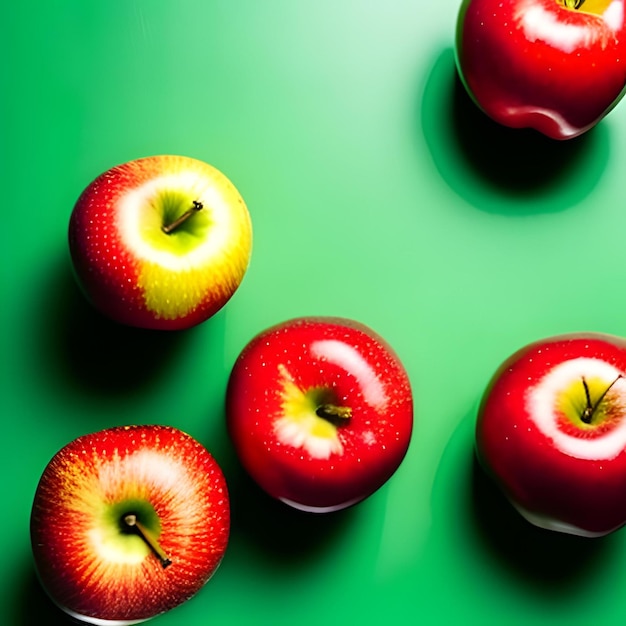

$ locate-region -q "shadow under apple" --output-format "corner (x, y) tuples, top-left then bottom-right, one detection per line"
(16, 563), (81, 626)
(419, 48), (610, 215)
(223, 452), (360, 569)
(429, 408), (615, 598)
(35, 254), (198, 399)
(468, 448), (617, 593)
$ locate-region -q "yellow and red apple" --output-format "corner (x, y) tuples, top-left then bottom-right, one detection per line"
(30, 425), (230, 624)
(68, 155), (252, 330)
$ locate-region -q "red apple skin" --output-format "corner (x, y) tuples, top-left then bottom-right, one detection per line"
(456, 0), (626, 139)
(226, 317), (414, 512)
(476, 332), (626, 537)
(30, 425), (230, 624)
(68, 155), (252, 331)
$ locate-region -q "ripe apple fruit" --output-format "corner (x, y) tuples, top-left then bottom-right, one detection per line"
(226, 317), (414, 513)
(30, 424), (230, 624)
(68, 155), (252, 330)
(476, 332), (626, 537)
(455, 0), (626, 139)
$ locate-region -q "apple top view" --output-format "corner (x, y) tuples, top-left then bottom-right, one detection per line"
(68, 155), (253, 331)
(30, 425), (230, 625)
(2, 2), (625, 626)
(455, 0), (626, 139)
(226, 317), (414, 513)
(476, 332), (626, 538)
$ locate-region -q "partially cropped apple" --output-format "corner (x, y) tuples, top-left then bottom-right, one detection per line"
(456, 0), (626, 139)
(30, 425), (230, 624)
(68, 155), (252, 330)
(226, 317), (414, 512)
(476, 332), (626, 537)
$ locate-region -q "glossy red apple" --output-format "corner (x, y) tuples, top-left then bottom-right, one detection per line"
(30, 425), (230, 624)
(456, 0), (626, 139)
(476, 332), (626, 537)
(68, 155), (253, 330)
(226, 317), (414, 512)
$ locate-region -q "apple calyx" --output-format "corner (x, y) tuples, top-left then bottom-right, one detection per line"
(123, 513), (172, 569)
(580, 375), (623, 425)
(161, 200), (204, 234)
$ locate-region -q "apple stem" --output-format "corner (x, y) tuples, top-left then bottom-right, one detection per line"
(580, 375), (623, 424)
(123, 514), (172, 569)
(562, 0), (585, 9)
(161, 200), (204, 234)
(316, 404), (352, 423)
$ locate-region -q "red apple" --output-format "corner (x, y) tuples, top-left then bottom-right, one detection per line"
(226, 317), (414, 512)
(455, 0), (626, 139)
(30, 425), (230, 624)
(476, 332), (626, 537)
(68, 155), (252, 330)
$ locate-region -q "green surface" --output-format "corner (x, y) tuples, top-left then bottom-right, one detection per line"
(2, 1), (625, 625)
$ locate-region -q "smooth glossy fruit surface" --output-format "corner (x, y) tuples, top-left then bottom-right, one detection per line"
(30, 425), (230, 624)
(227, 317), (414, 512)
(69, 155), (252, 330)
(456, 0), (626, 139)
(476, 332), (626, 536)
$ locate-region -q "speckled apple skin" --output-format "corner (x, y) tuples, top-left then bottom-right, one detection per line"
(476, 333), (626, 536)
(226, 317), (414, 512)
(456, 0), (626, 139)
(68, 155), (252, 330)
(30, 425), (230, 624)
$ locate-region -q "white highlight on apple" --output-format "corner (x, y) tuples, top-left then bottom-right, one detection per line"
(310, 340), (389, 409)
(90, 450), (188, 565)
(274, 417), (344, 460)
(504, 104), (581, 138)
(274, 364), (344, 460)
(279, 495), (364, 514)
(526, 358), (626, 460)
(61, 606), (147, 626)
(604, 1), (624, 31)
(99, 449), (185, 494)
(117, 172), (234, 269)
(517, 0), (619, 53)
(510, 501), (610, 538)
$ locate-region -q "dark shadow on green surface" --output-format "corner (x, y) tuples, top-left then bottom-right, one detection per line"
(36, 256), (198, 399)
(17, 564), (83, 626)
(469, 447), (615, 591)
(223, 451), (359, 568)
(432, 410), (614, 596)
(420, 49), (610, 214)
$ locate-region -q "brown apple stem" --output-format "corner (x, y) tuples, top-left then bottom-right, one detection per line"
(316, 404), (352, 423)
(580, 375), (623, 424)
(123, 514), (172, 569)
(161, 200), (204, 234)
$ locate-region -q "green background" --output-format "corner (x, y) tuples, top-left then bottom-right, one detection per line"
(2, 1), (625, 624)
